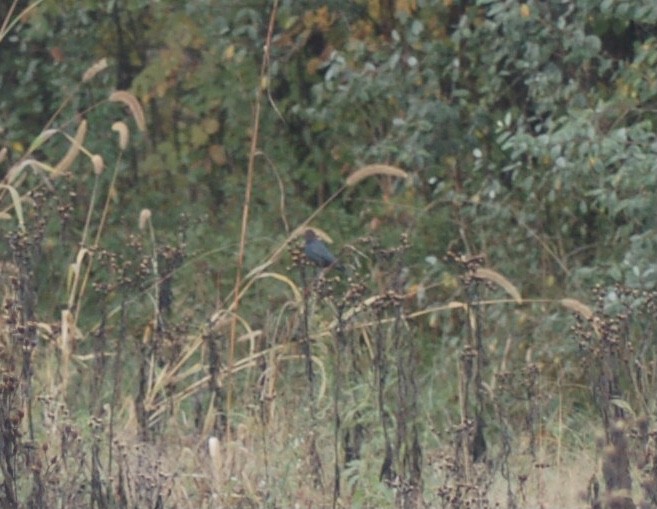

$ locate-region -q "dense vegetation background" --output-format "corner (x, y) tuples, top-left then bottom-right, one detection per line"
(1, 0), (657, 507)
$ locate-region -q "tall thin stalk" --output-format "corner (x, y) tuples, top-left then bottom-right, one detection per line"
(225, 0), (279, 440)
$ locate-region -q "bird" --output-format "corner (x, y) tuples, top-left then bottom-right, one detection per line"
(303, 229), (345, 272)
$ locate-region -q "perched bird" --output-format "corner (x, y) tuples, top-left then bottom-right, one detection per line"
(304, 229), (344, 272)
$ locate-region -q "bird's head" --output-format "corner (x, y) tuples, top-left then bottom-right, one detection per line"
(304, 229), (317, 242)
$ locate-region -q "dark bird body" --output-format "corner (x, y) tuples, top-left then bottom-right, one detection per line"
(304, 229), (344, 272)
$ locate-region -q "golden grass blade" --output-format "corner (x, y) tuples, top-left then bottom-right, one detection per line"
(146, 360), (174, 407)
(236, 271), (303, 308)
(5, 159), (57, 183)
(346, 164), (409, 187)
(27, 128), (58, 153)
(473, 268), (522, 304)
(109, 91), (146, 132)
(82, 57), (108, 82)
(5, 161), (26, 183)
(560, 298), (593, 320)
(147, 344), (295, 425)
(0, 147), (6, 164)
(147, 377), (210, 424)
(244, 328), (259, 357)
(66, 248), (90, 309)
(0, 184), (25, 231)
(55, 120), (87, 174)
(111, 121), (129, 150)
(166, 337), (204, 382)
(65, 264), (78, 297)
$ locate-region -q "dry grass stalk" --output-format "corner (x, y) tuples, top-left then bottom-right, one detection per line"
(226, 0), (279, 441)
(109, 91), (146, 131)
(111, 121), (129, 150)
(345, 163), (409, 187)
(4, 158), (55, 185)
(0, 183), (25, 231)
(0, 0), (45, 44)
(473, 267), (522, 304)
(138, 208), (152, 231)
(55, 119), (87, 173)
(252, 271), (302, 303)
(72, 134), (131, 325)
(66, 247), (91, 309)
(91, 154), (104, 175)
(26, 128), (58, 154)
(81, 57), (108, 82)
(143, 346), (328, 428)
(560, 297), (594, 319)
